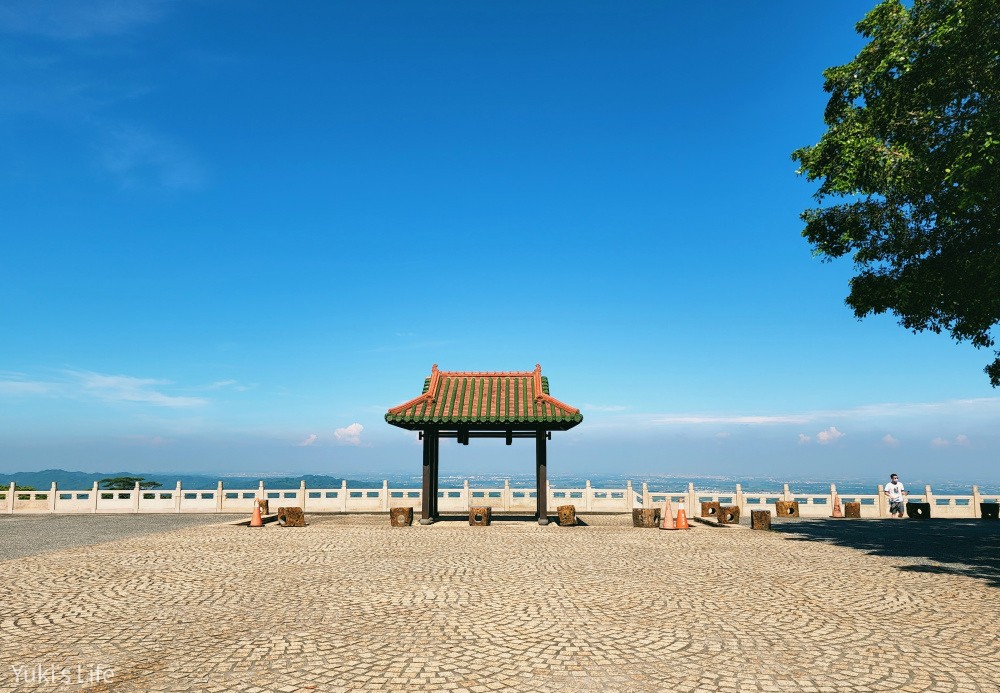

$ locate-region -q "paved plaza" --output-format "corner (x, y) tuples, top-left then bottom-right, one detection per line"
(0, 514), (998, 693)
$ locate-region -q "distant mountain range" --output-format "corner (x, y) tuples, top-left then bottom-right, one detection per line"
(0, 469), (379, 490)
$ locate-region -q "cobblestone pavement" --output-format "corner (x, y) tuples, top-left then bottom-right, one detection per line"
(0, 514), (997, 693)
(0, 515), (245, 562)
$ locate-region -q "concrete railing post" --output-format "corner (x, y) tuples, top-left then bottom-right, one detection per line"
(216, 481), (224, 513)
(585, 480), (592, 511)
(924, 484), (934, 507)
(830, 483), (837, 510)
(877, 484), (887, 517)
(7, 482), (15, 514)
(546, 480), (552, 510)
(503, 479), (511, 511)
(258, 480), (266, 502)
(463, 479), (470, 510)
(972, 485), (982, 518)
(735, 484), (744, 514)
(91, 481), (99, 513)
(687, 482), (696, 516)
(340, 480), (348, 513)
(783, 483), (791, 502)
(625, 480), (634, 510)
(302, 480), (310, 511)
(49, 482), (58, 513)
(133, 481), (141, 513)
(641, 482), (650, 508)
(174, 481), (182, 513)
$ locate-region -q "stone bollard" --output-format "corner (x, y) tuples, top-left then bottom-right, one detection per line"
(701, 501), (721, 518)
(557, 504), (576, 526)
(845, 502), (862, 519)
(718, 506), (741, 525)
(906, 502), (931, 519)
(469, 507), (492, 526)
(775, 500), (799, 518)
(389, 507), (413, 527)
(276, 507), (305, 527)
(256, 498), (269, 515)
(750, 510), (771, 530)
(632, 508), (661, 528)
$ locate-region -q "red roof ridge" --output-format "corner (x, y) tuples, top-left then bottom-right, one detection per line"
(537, 393), (580, 415)
(436, 369), (537, 377)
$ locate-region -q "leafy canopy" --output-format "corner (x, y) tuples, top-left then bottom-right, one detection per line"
(792, 0), (1000, 385)
(100, 476), (162, 490)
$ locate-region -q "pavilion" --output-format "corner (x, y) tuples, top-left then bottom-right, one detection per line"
(385, 364), (583, 524)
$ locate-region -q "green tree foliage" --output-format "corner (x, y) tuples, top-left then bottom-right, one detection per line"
(14, 484), (37, 501)
(793, 0), (1000, 384)
(99, 476), (162, 490)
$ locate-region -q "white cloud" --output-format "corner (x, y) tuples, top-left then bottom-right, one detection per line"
(207, 379), (237, 389)
(100, 125), (207, 191)
(928, 433), (975, 447)
(294, 434), (318, 447)
(2, 369), (220, 408)
(0, 377), (51, 395)
(70, 370), (206, 408)
(816, 426), (844, 445)
(656, 414), (810, 425)
(650, 397), (1000, 427)
(0, 0), (167, 40)
(881, 434), (900, 448)
(334, 423), (364, 446)
(798, 434), (812, 445)
(121, 435), (170, 446)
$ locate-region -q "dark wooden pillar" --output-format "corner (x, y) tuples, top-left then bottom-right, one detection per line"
(536, 430), (548, 525)
(420, 430), (434, 524)
(430, 430), (440, 519)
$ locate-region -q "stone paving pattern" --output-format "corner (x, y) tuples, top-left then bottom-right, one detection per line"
(0, 514), (998, 692)
(0, 515), (245, 562)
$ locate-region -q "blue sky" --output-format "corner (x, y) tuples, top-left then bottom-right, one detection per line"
(1, 0), (997, 484)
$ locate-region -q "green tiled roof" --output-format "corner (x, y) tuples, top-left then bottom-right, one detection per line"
(386, 364), (582, 428)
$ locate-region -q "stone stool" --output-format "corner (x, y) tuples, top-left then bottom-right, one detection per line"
(276, 506), (305, 527)
(632, 508), (661, 528)
(750, 510), (771, 530)
(906, 502), (931, 519)
(469, 507), (492, 526)
(718, 506), (740, 525)
(701, 501), (721, 518)
(256, 498), (269, 515)
(845, 502), (861, 518)
(389, 507), (413, 527)
(775, 500), (800, 518)
(557, 504), (577, 526)
(980, 503), (999, 520)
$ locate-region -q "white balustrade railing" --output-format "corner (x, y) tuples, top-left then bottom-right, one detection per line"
(2, 480), (998, 518)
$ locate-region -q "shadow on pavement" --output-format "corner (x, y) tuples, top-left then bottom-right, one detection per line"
(774, 519), (1000, 588)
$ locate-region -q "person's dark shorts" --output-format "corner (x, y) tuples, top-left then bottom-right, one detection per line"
(890, 500), (905, 515)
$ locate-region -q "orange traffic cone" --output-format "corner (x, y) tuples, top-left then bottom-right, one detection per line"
(660, 498), (675, 530)
(674, 505), (690, 530)
(250, 500), (263, 527)
(831, 495), (843, 518)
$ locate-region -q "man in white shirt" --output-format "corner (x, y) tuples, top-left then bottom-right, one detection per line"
(884, 473), (908, 518)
